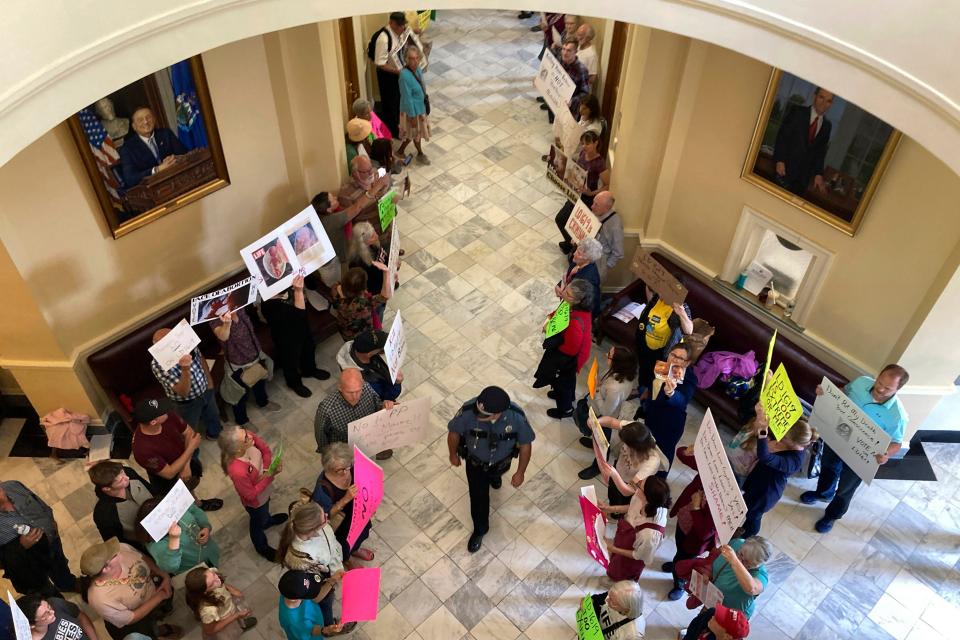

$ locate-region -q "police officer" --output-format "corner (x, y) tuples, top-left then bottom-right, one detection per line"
(447, 386), (535, 553)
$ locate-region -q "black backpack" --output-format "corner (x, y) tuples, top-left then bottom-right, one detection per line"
(367, 27), (392, 61)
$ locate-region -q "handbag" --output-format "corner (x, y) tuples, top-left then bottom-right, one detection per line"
(412, 69), (431, 115)
(240, 361), (269, 387)
(807, 437), (824, 478)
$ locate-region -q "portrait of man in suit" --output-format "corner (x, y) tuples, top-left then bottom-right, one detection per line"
(772, 87), (834, 196)
(119, 107), (188, 187)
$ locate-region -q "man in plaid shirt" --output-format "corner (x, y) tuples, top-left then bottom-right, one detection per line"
(542, 38), (590, 124)
(314, 368), (394, 459)
(151, 328), (222, 440)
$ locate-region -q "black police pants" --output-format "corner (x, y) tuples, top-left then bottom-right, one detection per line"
(465, 459), (509, 534)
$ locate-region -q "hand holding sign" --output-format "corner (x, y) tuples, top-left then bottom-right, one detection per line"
(760, 363), (804, 440)
(630, 248), (688, 306)
(694, 409), (748, 544)
(347, 447), (384, 548)
(545, 301), (571, 338)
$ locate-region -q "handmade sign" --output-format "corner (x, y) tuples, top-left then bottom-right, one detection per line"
(341, 567), (381, 622)
(348, 396), (432, 454)
(578, 495), (609, 568)
(386, 218), (401, 296)
(240, 228), (300, 299)
(378, 190), (398, 231)
(139, 479), (196, 542)
(534, 48), (576, 114)
(586, 356), (598, 399)
(629, 247), (687, 306)
(266, 440), (284, 476)
(592, 438), (609, 487)
(694, 409), (748, 544)
(588, 405), (609, 461)
(545, 300), (571, 338)
(553, 106), (583, 157)
(417, 10), (431, 32)
(189, 277), (259, 325)
(690, 569), (725, 609)
(384, 311), (407, 384)
(760, 329), (777, 394)
(346, 447), (384, 548)
(760, 363), (803, 440)
(575, 595), (604, 640)
(545, 146), (579, 203)
(148, 319), (201, 370)
(284, 205), (336, 276)
(563, 198), (601, 243)
(7, 590), (31, 640)
(564, 159), (588, 194)
(810, 377), (892, 484)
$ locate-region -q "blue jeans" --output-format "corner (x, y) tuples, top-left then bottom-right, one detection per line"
(175, 388), (222, 438)
(245, 500), (272, 555)
(814, 444), (863, 520)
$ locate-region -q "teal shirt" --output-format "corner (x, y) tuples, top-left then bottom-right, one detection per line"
(398, 67), (427, 117)
(146, 504), (219, 574)
(278, 596), (326, 640)
(711, 538), (768, 618)
(844, 375), (907, 443)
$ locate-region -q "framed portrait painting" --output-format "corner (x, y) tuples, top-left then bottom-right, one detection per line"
(67, 56), (229, 238)
(742, 69), (901, 236)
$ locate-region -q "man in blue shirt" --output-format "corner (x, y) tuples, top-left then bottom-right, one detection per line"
(277, 570), (344, 639)
(802, 364), (910, 533)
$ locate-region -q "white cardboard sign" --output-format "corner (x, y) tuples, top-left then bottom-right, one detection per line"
(534, 48), (576, 114)
(348, 396), (432, 454)
(148, 319), (201, 371)
(384, 311), (407, 385)
(139, 479), (195, 542)
(563, 198), (601, 243)
(386, 218), (401, 297)
(694, 408), (748, 544)
(240, 228), (301, 300)
(284, 205), (337, 276)
(189, 277), (259, 326)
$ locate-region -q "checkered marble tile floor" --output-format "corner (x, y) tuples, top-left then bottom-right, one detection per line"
(3, 9), (959, 640)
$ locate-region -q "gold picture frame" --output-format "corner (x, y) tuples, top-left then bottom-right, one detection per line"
(67, 55), (229, 239)
(742, 69), (901, 236)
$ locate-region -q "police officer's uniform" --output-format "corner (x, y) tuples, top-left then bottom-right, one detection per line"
(447, 388), (535, 545)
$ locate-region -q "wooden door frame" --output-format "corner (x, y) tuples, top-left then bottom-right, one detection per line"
(601, 21), (628, 129)
(338, 17), (361, 108)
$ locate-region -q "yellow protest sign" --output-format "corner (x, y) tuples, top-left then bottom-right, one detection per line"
(588, 405), (609, 460)
(760, 363), (803, 440)
(587, 356), (598, 399)
(760, 329), (777, 394)
(417, 10), (431, 32)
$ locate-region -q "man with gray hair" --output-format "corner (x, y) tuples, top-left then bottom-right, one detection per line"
(575, 23), (599, 92)
(582, 580), (646, 639)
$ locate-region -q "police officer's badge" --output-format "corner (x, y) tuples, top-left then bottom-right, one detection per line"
(505, 425), (512, 433)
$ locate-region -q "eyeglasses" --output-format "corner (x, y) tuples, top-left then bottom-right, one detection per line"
(331, 467), (350, 475)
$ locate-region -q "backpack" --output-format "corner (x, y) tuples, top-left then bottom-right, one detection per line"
(367, 27), (392, 61)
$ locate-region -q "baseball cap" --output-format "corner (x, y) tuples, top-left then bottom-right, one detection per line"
(354, 330), (388, 353)
(714, 603), (750, 638)
(80, 537), (120, 576)
(389, 11), (407, 24)
(278, 570), (324, 600)
(477, 386), (510, 414)
(132, 398), (173, 425)
(347, 117), (373, 143)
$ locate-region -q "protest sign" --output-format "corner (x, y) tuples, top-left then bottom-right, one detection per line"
(348, 396), (432, 455)
(810, 377), (892, 483)
(588, 405), (608, 461)
(694, 409), (748, 544)
(417, 10), (430, 32)
(545, 147), (579, 203)
(564, 159), (588, 194)
(347, 447), (384, 548)
(148, 319), (201, 370)
(587, 356), (598, 399)
(760, 363), (803, 440)
(534, 48), (576, 114)
(563, 198), (601, 243)
(189, 277), (258, 325)
(578, 495), (609, 568)
(341, 567), (381, 622)
(139, 479), (196, 542)
(384, 311), (407, 384)
(240, 229), (300, 299)
(284, 205), (336, 276)
(690, 569), (724, 609)
(266, 440), (284, 476)
(575, 596), (604, 640)
(592, 438), (609, 487)
(8, 590), (31, 640)
(553, 107), (583, 157)
(629, 247), (688, 306)
(378, 190), (398, 231)
(761, 329), (777, 394)
(386, 218), (400, 296)
(545, 300), (571, 338)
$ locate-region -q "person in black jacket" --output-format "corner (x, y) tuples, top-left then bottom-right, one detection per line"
(335, 329), (402, 402)
(771, 88), (834, 196)
(682, 604), (750, 639)
(89, 461), (156, 552)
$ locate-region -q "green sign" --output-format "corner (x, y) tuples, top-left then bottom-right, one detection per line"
(575, 596), (603, 640)
(378, 190), (397, 230)
(545, 301), (571, 338)
(266, 440), (284, 476)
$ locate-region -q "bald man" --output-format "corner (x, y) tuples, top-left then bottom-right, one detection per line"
(150, 327), (222, 439)
(575, 24), (599, 91)
(337, 155), (392, 230)
(314, 368), (394, 458)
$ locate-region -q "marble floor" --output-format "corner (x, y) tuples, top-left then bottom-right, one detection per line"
(3, 9), (960, 640)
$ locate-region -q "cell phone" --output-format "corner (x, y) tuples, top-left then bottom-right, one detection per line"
(377, 167), (387, 178)
(14, 524), (32, 535)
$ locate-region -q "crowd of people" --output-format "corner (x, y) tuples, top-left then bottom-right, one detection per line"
(0, 10), (913, 640)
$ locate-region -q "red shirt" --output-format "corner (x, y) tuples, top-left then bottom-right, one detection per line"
(132, 413), (188, 476)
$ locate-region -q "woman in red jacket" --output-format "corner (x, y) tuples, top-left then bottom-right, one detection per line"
(534, 279), (594, 419)
(217, 426), (288, 562)
(664, 444), (718, 601)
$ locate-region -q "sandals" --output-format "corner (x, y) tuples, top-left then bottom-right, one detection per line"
(351, 547), (374, 561)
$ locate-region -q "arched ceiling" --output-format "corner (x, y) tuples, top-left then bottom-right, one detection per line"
(2, 0), (959, 175)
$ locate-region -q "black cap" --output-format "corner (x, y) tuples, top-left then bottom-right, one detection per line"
(132, 398), (174, 425)
(389, 11), (407, 24)
(278, 570), (323, 600)
(477, 386), (510, 414)
(354, 330), (388, 354)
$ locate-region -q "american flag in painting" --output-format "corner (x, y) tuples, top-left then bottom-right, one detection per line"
(78, 107), (123, 208)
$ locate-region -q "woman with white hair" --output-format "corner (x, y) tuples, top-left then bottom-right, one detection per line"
(345, 221), (393, 329)
(534, 279), (594, 419)
(557, 237), (602, 317)
(311, 443), (375, 563)
(352, 97), (392, 141)
(397, 47), (431, 164)
(678, 536), (772, 619)
(584, 580), (646, 639)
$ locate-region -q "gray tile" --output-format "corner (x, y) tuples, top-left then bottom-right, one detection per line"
(60, 485), (98, 522)
(869, 501), (932, 562)
(814, 580), (879, 636)
(392, 578), (442, 627)
(445, 579), (494, 630)
(497, 581), (547, 631)
(841, 542), (903, 594)
(796, 614), (847, 640)
(521, 557), (571, 606)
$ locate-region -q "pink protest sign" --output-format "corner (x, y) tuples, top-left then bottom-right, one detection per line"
(341, 567), (381, 622)
(347, 447), (384, 548)
(578, 496), (609, 568)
